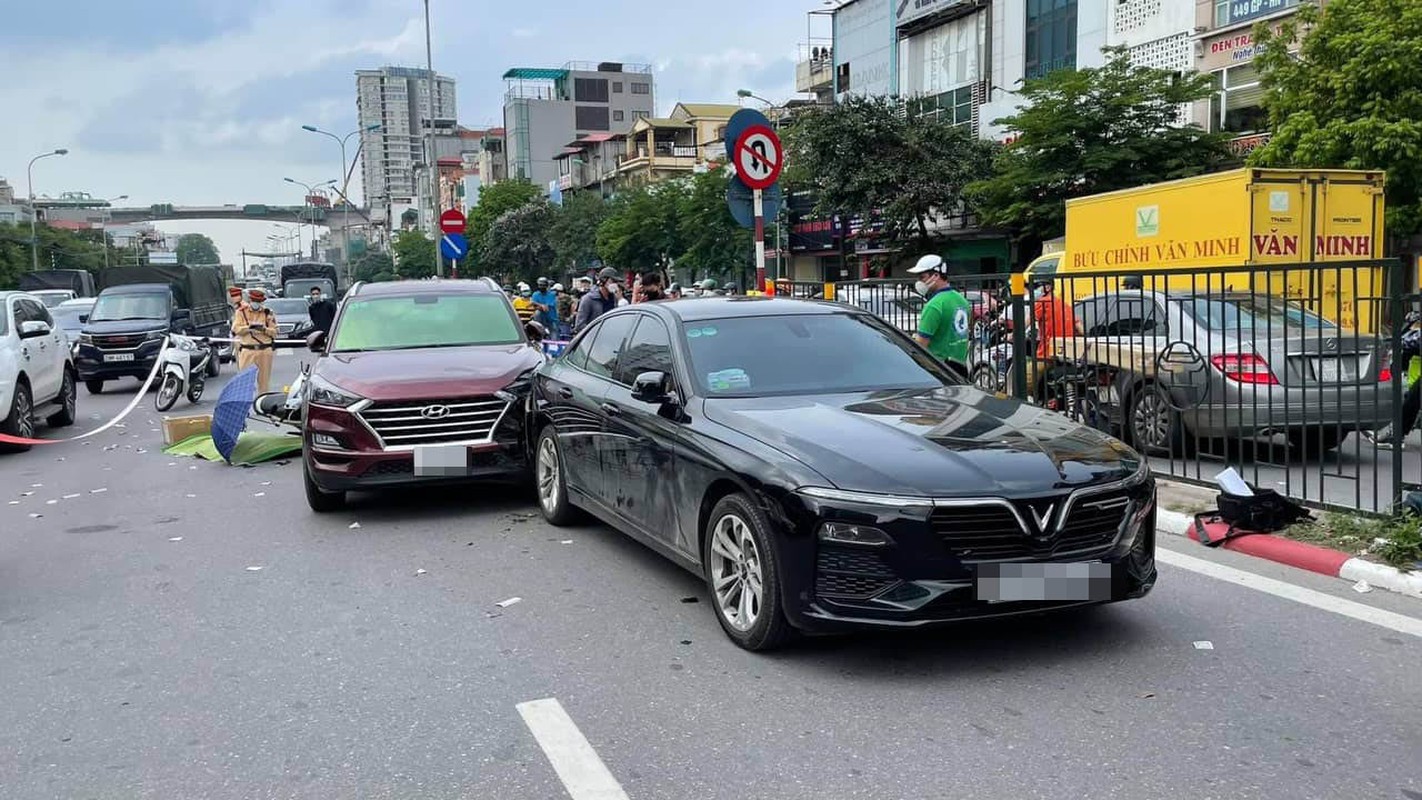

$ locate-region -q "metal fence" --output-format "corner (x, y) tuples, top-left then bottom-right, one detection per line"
(820, 261), (1417, 515)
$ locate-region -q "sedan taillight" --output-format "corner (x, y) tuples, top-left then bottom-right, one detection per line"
(1211, 353), (1278, 385)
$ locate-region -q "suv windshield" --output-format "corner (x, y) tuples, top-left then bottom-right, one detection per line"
(89, 292), (169, 322)
(1184, 296), (1338, 332)
(331, 294), (521, 352)
(684, 313), (951, 397)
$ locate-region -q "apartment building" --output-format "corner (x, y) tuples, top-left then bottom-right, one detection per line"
(502, 62), (656, 191)
(1191, 0), (1306, 156)
(355, 66), (458, 230)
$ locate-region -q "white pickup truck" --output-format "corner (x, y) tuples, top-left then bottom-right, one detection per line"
(0, 291), (78, 452)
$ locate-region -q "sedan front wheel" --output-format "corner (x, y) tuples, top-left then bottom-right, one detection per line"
(703, 493), (792, 651)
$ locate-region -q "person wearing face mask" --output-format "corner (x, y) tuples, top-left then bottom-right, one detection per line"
(574, 267), (622, 334)
(307, 286), (336, 335)
(636, 271), (665, 303)
(907, 254), (972, 379)
(1030, 278), (1077, 360)
(233, 287), (278, 393)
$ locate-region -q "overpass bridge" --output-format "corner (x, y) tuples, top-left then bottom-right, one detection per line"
(104, 203), (372, 227)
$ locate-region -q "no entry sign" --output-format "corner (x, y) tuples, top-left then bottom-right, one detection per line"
(733, 125), (783, 191)
(439, 208), (466, 235)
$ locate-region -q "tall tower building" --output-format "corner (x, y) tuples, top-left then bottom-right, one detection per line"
(356, 66), (457, 231)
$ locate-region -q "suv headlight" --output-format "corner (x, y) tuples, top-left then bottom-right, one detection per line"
(145, 329), (167, 341)
(307, 375), (362, 408)
(78, 333), (93, 346)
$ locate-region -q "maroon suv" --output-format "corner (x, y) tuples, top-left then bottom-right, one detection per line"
(301, 279), (545, 511)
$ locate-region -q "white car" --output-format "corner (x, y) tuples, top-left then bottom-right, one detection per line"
(0, 291), (78, 452)
(30, 289), (78, 308)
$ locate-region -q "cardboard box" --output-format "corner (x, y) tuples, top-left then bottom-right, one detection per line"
(162, 414), (212, 447)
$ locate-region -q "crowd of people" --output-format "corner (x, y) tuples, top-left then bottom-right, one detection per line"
(501, 268), (733, 340)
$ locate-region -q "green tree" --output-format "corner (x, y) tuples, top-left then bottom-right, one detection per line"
(549, 191), (609, 273)
(176, 233), (221, 264)
(1251, 0), (1422, 240)
(970, 46), (1232, 250)
(676, 167), (753, 287)
(596, 182), (684, 274)
(0, 223), (109, 289)
(351, 251), (395, 283)
(466, 179), (541, 271)
(481, 199), (557, 284)
(391, 230), (436, 279)
(785, 95), (999, 250)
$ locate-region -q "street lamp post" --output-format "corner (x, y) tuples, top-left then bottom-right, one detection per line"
(27, 148), (69, 271)
(423, 0), (443, 277)
(284, 177), (335, 260)
(301, 122), (380, 283)
(101, 194), (128, 270)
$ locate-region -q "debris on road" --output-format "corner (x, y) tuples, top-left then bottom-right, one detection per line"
(62, 493), (80, 499)
(1139, 692), (1156, 699)
(560, 539), (573, 545)
(245, 566), (263, 572)
(253, 492), (266, 497)
(1352, 580), (1373, 593)
(680, 596), (699, 604)
(1193, 641), (1215, 650)
(7, 501), (18, 505)
(168, 537), (183, 542)
(495, 597), (522, 608)
(90, 488), (108, 494)
(184, 493), (196, 498)
(46, 500), (57, 505)
(415, 568), (428, 576)
(28, 513), (43, 519)
(348, 522), (361, 529)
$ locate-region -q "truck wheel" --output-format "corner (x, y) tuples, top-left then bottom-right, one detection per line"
(46, 368), (77, 428)
(0, 382), (35, 452)
(85, 380), (105, 395)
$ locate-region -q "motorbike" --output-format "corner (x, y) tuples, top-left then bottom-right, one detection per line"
(155, 332), (213, 412)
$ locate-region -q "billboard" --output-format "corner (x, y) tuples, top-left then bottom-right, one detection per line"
(833, 0), (894, 97)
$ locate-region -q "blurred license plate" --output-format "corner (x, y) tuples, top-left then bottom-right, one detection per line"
(104, 353), (135, 362)
(1317, 358), (1353, 382)
(414, 445), (469, 477)
(976, 562), (1112, 603)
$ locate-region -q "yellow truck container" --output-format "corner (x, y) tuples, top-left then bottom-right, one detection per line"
(1025, 168), (1387, 331)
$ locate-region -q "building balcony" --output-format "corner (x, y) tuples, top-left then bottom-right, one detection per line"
(796, 55), (833, 94)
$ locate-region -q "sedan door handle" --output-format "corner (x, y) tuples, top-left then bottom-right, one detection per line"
(599, 402), (621, 416)
(557, 387), (575, 399)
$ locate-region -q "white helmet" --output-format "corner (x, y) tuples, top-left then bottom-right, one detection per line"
(517, 281), (530, 292)
(552, 283), (564, 291)
(908, 254), (946, 276)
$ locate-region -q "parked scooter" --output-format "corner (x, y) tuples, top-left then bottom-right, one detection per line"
(155, 332), (212, 411)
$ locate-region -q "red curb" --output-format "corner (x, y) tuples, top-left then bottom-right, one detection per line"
(1187, 519), (1352, 577)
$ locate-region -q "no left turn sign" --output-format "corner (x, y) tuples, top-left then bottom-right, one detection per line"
(733, 124), (783, 190)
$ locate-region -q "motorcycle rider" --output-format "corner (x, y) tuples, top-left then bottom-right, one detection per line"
(233, 287), (278, 393)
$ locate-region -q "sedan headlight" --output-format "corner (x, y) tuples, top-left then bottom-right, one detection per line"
(306, 375), (363, 408)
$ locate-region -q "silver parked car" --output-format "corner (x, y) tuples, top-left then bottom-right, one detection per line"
(1058, 290), (1393, 456)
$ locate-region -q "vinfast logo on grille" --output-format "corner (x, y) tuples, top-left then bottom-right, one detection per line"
(1021, 501), (1057, 538)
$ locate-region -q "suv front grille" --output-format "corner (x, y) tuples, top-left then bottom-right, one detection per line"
(358, 396), (509, 448)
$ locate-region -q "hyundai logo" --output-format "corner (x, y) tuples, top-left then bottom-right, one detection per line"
(420, 405), (451, 420)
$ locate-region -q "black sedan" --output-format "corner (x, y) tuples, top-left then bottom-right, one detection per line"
(527, 298), (1157, 650)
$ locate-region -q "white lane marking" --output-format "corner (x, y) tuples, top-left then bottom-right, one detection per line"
(517, 698), (630, 800)
(1156, 548), (1422, 639)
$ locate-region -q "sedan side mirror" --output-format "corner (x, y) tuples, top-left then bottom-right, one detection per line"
(306, 330), (327, 354)
(18, 320), (52, 339)
(631, 371), (671, 404)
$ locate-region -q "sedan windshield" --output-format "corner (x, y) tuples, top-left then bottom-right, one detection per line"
(89, 292), (169, 322)
(684, 313), (951, 397)
(331, 294), (521, 352)
(1184, 296), (1339, 332)
(264, 299), (310, 316)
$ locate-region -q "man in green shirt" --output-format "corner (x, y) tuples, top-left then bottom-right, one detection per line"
(908, 254), (972, 375)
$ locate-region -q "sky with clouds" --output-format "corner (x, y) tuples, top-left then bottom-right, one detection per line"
(3, 0), (825, 265)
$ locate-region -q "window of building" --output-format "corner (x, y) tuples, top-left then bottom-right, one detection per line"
(613, 109), (624, 122)
(632, 110), (649, 120)
(907, 86), (974, 128)
(575, 105), (611, 131)
(613, 81), (624, 93)
(631, 82), (650, 95)
(574, 77), (610, 103)
(1211, 63), (1267, 134)
(1025, 0), (1078, 80)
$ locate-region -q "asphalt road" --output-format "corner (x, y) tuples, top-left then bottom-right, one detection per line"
(2, 360), (1420, 800)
